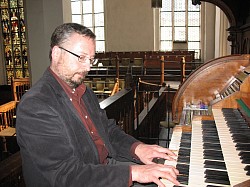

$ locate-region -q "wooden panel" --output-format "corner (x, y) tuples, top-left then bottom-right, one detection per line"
(172, 54), (250, 123)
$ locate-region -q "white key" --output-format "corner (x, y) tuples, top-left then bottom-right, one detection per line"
(213, 108), (250, 186)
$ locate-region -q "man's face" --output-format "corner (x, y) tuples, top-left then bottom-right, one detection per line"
(52, 33), (96, 88)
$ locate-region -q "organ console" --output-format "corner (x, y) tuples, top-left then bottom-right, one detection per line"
(162, 55), (250, 186)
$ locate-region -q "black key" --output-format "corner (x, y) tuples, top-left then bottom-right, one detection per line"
(180, 142), (191, 148)
(177, 175), (189, 185)
(204, 160), (227, 170)
(204, 169), (229, 177)
(203, 150), (224, 160)
(177, 156), (190, 164)
(242, 158), (250, 164)
(203, 154), (224, 161)
(178, 149), (191, 157)
(234, 139), (250, 144)
(203, 139), (220, 144)
(240, 152), (250, 160)
(152, 158), (165, 164)
(176, 163), (189, 174)
(236, 146), (250, 152)
(204, 169), (230, 185)
(205, 178), (230, 185)
(244, 165), (250, 171)
(203, 143), (221, 150)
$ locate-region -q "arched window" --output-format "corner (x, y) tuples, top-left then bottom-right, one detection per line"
(71, 0), (105, 52)
(160, 0), (201, 59)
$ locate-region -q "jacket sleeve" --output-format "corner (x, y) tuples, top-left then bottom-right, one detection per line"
(16, 95), (132, 187)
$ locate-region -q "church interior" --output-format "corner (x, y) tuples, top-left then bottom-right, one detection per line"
(0, 0), (250, 186)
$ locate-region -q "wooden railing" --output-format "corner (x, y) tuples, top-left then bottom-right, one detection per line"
(135, 79), (162, 115)
(100, 88), (135, 136)
(134, 86), (168, 144)
(0, 101), (22, 186)
(0, 78), (29, 186)
(0, 101), (17, 129)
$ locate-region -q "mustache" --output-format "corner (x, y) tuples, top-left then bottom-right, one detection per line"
(64, 70), (89, 88)
(75, 70), (89, 76)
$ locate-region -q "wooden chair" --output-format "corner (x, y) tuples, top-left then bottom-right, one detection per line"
(133, 58), (143, 66)
(12, 77), (30, 102)
(107, 81), (115, 91)
(104, 80), (115, 95)
(0, 101), (17, 130)
(84, 80), (92, 89)
(119, 79), (125, 90)
(92, 78), (101, 90)
(121, 58), (131, 66)
(132, 58), (144, 75)
(98, 58), (110, 66)
(94, 81), (105, 95)
(110, 58), (117, 67)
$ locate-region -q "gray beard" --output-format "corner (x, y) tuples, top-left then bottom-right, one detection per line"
(66, 79), (83, 88)
(64, 72), (88, 88)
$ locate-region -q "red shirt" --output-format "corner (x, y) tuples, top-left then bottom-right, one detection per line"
(50, 69), (108, 164)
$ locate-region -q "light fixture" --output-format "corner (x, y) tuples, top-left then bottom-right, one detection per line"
(151, 0), (162, 8)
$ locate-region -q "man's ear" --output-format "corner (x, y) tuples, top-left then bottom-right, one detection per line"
(51, 46), (61, 61)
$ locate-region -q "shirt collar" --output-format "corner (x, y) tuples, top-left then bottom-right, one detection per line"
(49, 67), (86, 98)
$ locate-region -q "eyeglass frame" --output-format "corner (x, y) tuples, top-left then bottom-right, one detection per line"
(58, 46), (98, 65)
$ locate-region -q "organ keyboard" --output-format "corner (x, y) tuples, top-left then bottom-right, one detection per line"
(162, 110), (250, 186)
(162, 55), (250, 186)
(213, 108), (249, 185)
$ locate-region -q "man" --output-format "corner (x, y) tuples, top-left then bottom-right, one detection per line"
(16, 23), (180, 187)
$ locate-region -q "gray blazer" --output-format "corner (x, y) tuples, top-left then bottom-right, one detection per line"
(16, 69), (139, 187)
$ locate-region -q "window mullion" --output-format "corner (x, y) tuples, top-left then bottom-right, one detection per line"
(172, 0), (175, 41)
(185, 0), (188, 42)
(80, 1), (83, 25)
(92, 0), (95, 32)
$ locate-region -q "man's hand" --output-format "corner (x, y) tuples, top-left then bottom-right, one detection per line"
(131, 164), (180, 187)
(134, 144), (177, 164)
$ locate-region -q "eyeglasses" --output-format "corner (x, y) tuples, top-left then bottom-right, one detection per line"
(59, 46), (98, 65)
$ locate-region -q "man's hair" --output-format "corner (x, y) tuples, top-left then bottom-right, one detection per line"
(49, 23), (96, 61)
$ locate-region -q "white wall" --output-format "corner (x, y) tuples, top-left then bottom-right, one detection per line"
(105, 0), (156, 51)
(201, 2), (215, 63)
(201, 2), (231, 63)
(25, 0), (71, 85)
(214, 6), (230, 58)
